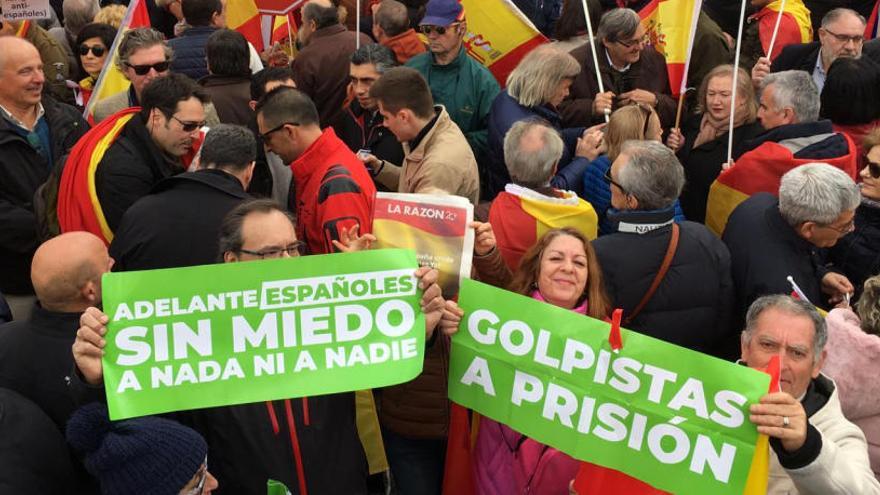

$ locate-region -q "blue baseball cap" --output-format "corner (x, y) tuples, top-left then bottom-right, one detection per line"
(420, 0), (465, 27)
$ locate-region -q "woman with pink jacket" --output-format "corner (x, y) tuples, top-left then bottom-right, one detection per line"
(822, 274), (880, 480)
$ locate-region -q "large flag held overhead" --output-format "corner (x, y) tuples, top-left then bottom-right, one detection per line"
(459, 0), (547, 85)
(751, 0), (813, 61)
(638, 0), (702, 97)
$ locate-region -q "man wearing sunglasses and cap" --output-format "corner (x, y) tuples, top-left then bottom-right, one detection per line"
(405, 0), (499, 199)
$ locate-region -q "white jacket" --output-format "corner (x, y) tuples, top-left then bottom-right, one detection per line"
(768, 375), (880, 494)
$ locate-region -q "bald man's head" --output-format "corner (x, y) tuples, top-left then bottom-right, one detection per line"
(0, 37), (44, 110)
(31, 233), (112, 312)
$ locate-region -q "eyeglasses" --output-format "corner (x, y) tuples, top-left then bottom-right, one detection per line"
(822, 28), (864, 45)
(171, 115), (206, 132)
(184, 456), (208, 495)
(865, 159), (880, 179)
(125, 60), (170, 76)
(239, 241), (304, 259)
(615, 34), (648, 48)
(79, 44), (106, 57)
(818, 218), (856, 235)
(260, 121), (299, 140)
(420, 22), (461, 36)
(603, 167), (626, 193)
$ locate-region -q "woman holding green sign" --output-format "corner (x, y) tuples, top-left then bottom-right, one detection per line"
(440, 226), (611, 495)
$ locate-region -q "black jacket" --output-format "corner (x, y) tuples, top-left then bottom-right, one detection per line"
(593, 207), (736, 358)
(723, 193), (832, 322)
(94, 113), (186, 232)
(772, 40), (880, 74)
(829, 200), (880, 302)
(676, 118), (763, 223)
(334, 100), (405, 191)
(168, 25), (216, 81)
(109, 169), (250, 271)
(0, 97), (87, 294)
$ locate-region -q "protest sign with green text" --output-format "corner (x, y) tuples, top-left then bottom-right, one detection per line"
(102, 249), (425, 420)
(448, 279), (770, 495)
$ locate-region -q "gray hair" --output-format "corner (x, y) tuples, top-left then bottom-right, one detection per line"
(761, 70), (820, 123)
(617, 140), (685, 210)
(374, 0), (410, 37)
(115, 27), (173, 73)
(743, 294), (827, 363)
(506, 45), (580, 107)
(351, 43), (398, 75)
(778, 163), (860, 226)
(597, 8), (640, 44)
(821, 8), (865, 29)
(63, 0), (100, 36)
(503, 120), (564, 188)
(201, 124), (257, 172)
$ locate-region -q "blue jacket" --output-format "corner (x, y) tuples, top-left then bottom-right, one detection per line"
(486, 90), (589, 199)
(168, 26), (216, 81)
(582, 155), (685, 235)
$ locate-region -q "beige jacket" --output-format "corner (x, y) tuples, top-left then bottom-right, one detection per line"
(377, 106), (480, 205)
(93, 89), (220, 126)
(769, 375), (880, 495)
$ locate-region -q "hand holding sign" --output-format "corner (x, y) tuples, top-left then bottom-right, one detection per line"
(749, 392), (808, 452)
(471, 221), (497, 256)
(439, 300), (464, 337)
(416, 266), (445, 338)
(73, 306), (110, 385)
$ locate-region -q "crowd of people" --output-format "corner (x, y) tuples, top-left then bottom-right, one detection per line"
(1, 0), (880, 493)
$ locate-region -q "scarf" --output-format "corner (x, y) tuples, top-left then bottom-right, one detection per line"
(693, 104), (750, 149)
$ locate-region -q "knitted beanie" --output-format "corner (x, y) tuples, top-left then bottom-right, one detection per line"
(66, 402), (208, 495)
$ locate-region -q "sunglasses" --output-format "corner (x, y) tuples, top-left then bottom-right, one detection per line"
(420, 22), (461, 36)
(260, 121), (299, 140)
(125, 61), (170, 76)
(79, 44), (106, 57)
(172, 115), (206, 132)
(865, 159), (880, 179)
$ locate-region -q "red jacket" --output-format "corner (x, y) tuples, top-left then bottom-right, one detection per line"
(382, 28), (426, 64)
(290, 128), (376, 254)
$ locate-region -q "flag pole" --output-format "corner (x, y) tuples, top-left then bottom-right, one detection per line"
(356, 0), (362, 49)
(727, 0), (749, 164)
(581, 0), (609, 123)
(766, 0), (788, 59)
(674, 0), (703, 129)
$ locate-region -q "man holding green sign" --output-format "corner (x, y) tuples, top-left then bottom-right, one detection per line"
(72, 199), (445, 495)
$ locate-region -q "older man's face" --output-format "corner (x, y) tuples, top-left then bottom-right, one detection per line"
(818, 12), (865, 67)
(225, 210), (300, 262)
(741, 308), (825, 398)
(603, 24), (646, 67)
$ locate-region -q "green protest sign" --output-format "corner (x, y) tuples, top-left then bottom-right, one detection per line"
(101, 249), (425, 420)
(448, 279), (770, 495)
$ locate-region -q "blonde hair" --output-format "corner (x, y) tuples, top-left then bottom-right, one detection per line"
(696, 64), (758, 122)
(856, 275), (880, 336)
(94, 4), (127, 29)
(606, 104), (660, 161)
(506, 45), (581, 108)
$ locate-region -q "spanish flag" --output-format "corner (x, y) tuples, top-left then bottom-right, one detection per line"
(228, 0), (300, 52)
(639, 0), (702, 97)
(489, 185), (598, 270)
(459, 0), (547, 85)
(751, 0), (813, 61)
(57, 108), (139, 245)
(704, 133), (858, 236)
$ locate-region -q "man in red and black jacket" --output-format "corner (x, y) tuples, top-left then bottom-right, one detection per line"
(256, 86), (377, 255)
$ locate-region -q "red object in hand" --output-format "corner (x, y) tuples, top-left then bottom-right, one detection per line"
(608, 308), (623, 351)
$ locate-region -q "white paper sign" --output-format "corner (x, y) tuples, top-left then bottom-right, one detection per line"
(1, 0), (51, 21)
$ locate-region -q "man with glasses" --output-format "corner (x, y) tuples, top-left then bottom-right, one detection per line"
(724, 163), (860, 326)
(0, 36), (88, 321)
(86, 73), (209, 233)
(109, 124), (255, 271)
(256, 86), (376, 255)
(560, 8), (677, 129)
(405, 0), (500, 177)
(753, 8), (880, 93)
(593, 140), (736, 358)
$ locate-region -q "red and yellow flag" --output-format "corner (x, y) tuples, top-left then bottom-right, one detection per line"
(489, 186), (598, 270)
(459, 0), (547, 85)
(752, 0), (813, 61)
(705, 135), (858, 236)
(228, 0), (301, 52)
(58, 108), (140, 245)
(639, 0), (702, 97)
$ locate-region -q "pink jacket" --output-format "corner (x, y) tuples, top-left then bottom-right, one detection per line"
(822, 308), (880, 480)
(472, 292), (585, 495)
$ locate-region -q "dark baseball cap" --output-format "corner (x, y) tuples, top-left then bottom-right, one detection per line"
(419, 0), (465, 27)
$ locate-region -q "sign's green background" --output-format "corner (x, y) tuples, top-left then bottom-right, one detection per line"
(102, 249), (425, 420)
(448, 279), (770, 495)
